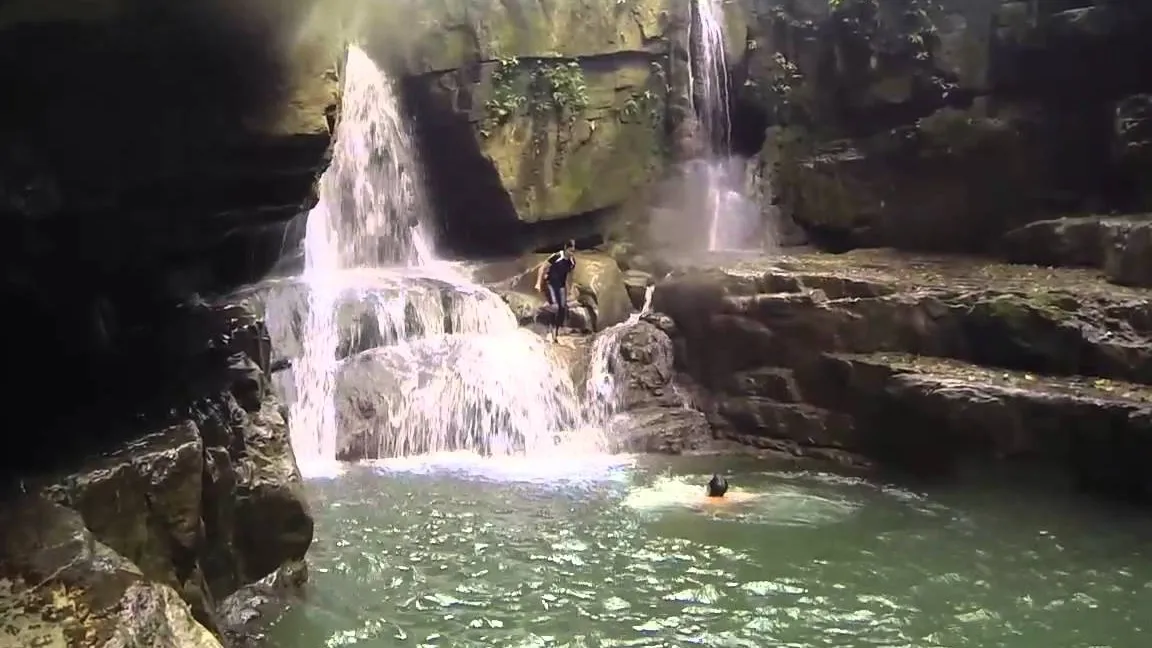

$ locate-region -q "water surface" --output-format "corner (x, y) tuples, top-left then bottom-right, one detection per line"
(266, 454), (1152, 648)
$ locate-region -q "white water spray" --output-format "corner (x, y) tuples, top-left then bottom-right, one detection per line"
(287, 45), (589, 474)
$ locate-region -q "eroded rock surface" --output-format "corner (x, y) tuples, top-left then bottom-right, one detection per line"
(653, 248), (1152, 496)
(0, 497), (222, 648)
(1002, 215), (1152, 288)
(0, 304), (312, 644)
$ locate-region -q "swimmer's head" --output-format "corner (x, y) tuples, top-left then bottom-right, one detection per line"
(706, 474), (728, 498)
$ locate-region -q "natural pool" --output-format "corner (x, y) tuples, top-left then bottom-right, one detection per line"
(265, 454), (1152, 648)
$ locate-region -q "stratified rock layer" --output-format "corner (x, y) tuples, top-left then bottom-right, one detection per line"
(654, 248), (1152, 499)
(0, 305), (313, 644)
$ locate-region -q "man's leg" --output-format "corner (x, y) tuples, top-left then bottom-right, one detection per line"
(555, 285), (568, 335)
(545, 284), (561, 340)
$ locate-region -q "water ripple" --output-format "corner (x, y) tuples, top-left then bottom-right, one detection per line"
(267, 462), (1152, 648)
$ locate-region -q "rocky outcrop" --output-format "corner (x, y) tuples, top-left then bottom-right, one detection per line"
(591, 319), (715, 454)
(652, 248), (1152, 498)
(731, 0), (1152, 252)
(0, 497), (222, 648)
(474, 250), (635, 331)
(1, 0), (340, 462)
(1, 3), (330, 643)
(363, 0), (681, 253)
(1001, 214), (1152, 288)
(0, 304), (313, 644)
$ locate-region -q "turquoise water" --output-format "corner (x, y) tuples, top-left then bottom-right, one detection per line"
(265, 454), (1152, 648)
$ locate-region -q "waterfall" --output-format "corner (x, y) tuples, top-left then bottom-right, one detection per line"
(583, 285), (655, 429)
(286, 45), (591, 475)
(692, 0), (731, 155)
(688, 0), (765, 253)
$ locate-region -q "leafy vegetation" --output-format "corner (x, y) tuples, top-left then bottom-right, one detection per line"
(480, 58), (591, 139)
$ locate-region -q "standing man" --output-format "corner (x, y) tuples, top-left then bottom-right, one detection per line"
(535, 239), (577, 342)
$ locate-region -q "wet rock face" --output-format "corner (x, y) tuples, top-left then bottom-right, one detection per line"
(0, 0), (339, 437)
(654, 249), (1152, 500)
(361, 0), (679, 254)
(594, 320), (715, 454)
(734, 0), (1152, 251)
(0, 497), (222, 648)
(0, 303), (313, 643)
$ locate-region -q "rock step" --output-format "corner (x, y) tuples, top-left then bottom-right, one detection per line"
(655, 249), (1152, 386)
(1001, 214), (1152, 287)
(816, 353), (1152, 499)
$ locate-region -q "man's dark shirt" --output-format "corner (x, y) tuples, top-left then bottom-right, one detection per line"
(545, 252), (575, 287)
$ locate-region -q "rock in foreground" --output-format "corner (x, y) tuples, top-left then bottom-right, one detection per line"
(0, 497), (222, 648)
(0, 304), (313, 644)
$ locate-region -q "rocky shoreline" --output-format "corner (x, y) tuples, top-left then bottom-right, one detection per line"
(622, 246), (1152, 501)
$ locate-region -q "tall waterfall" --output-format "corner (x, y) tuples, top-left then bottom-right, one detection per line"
(286, 45), (593, 475)
(687, 0), (766, 252)
(691, 0), (731, 157)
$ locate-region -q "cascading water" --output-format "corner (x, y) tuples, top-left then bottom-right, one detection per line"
(688, 0), (765, 252)
(583, 285), (655, 429)
(285, 45), (591, 474)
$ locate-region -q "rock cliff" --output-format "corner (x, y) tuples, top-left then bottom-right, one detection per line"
(730, 0), (1152, 254)
(357, 0), (684, 254)
(0, 0), (336, 644)
(1, 305), (313, 645)
(1, 0), (341, 449)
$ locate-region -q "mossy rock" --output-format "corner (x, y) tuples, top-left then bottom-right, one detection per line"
(771, 106), (1044, 251)
(368, 0), (669, 72)
(476, 58), (668, 222)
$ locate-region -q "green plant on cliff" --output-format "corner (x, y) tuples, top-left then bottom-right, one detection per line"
(620, 90), (662, 124)
(537, 61), (590, 122)
(481, 56), (526, 137)
(481, 58), (591, 139)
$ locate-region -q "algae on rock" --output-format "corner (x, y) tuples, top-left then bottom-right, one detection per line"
(477, 57), (669, 222)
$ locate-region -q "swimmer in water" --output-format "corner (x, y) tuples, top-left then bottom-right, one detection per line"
(696, 474), (758, 509)
(707, 474), (728, 498)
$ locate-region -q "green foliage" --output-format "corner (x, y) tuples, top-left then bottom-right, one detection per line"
(482, 56), (526, 137)
(480, 58), (591, 138)
(538, 61), (590, 118)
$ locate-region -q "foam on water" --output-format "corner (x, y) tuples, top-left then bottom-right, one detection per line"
(623, 473), (868, 528)
(365, 451), (636, 486)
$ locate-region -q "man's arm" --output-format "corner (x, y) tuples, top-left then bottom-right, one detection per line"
(565, 258), (575, 298)
(535, 255), (556, 291)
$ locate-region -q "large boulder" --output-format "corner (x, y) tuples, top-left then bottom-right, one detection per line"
(1000, 214), (1152, 288)
(587, 319), (717, 453)
(0, 497), (222, 648)
(474, 251), (634, 331)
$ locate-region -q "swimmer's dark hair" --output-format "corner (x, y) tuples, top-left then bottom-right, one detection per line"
(563, 239), (576, 251)
(706, 474), (728, 498)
